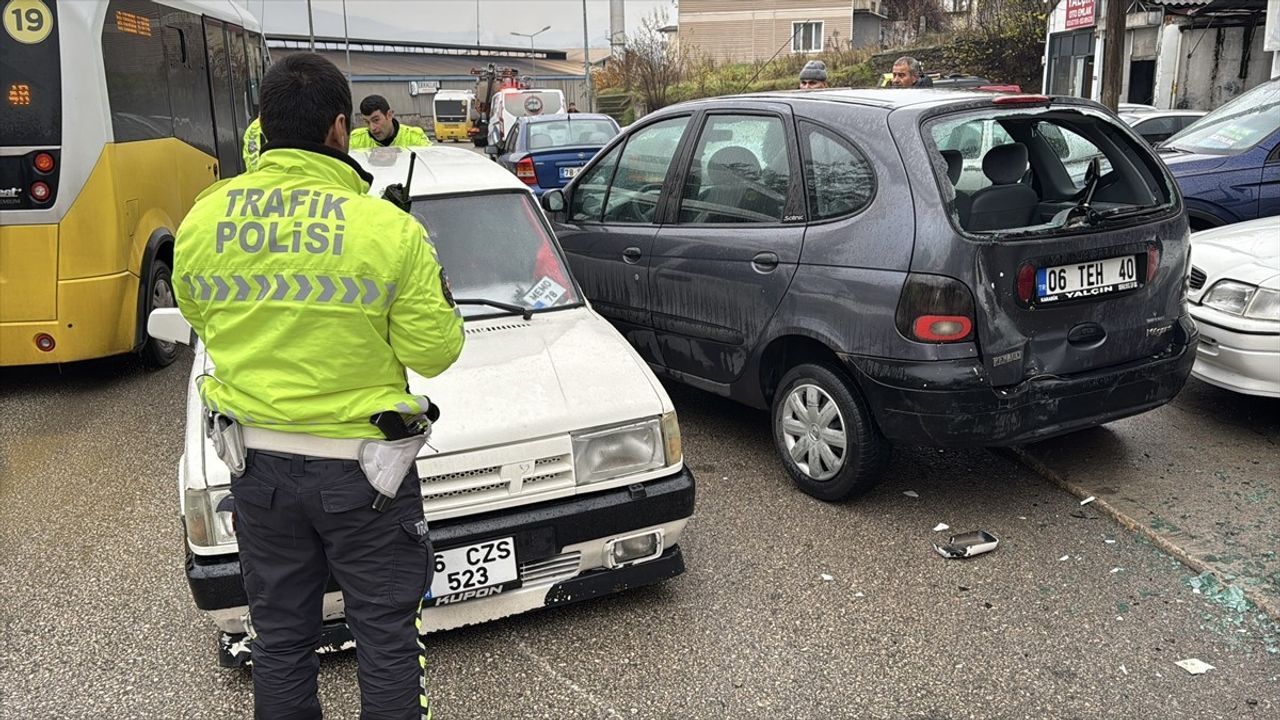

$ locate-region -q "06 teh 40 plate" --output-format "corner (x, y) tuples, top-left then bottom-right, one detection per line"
(1036, 254), (1141, 304)
(427, 537), (517, 604)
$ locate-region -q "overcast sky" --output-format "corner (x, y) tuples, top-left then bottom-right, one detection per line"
(242, 0), (676, 49)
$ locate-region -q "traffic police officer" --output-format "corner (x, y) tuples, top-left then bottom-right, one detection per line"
(174, 52), (463, 720)
(242, 115), (265, 172)
(350, 94), (432, 149)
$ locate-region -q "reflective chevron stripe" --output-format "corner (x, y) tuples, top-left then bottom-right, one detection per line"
(183, 274), (394, 306)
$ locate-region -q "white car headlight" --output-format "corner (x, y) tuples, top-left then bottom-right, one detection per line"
(1245, 287), (1280, 321)
(185, 486), (237, 548)
(1202, 280), (1255, 316)
(572, 412), (682, 485)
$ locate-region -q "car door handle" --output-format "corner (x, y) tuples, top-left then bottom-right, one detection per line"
(752, 251), (779, 272)
(622, 247), (643, 264)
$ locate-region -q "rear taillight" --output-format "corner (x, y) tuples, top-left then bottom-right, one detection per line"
(1016, 263), (1036, 304)
(33, 152), (55, 173)
(1146, 243), (1161, 284)
(896, 274), (976, 344)
(515, 157), (537, 184)
(30, 181), (51, 202)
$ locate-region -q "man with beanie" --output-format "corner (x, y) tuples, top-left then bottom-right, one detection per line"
(799, 60), (828, 89)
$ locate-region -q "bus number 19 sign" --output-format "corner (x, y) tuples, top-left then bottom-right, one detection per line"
(4, 0), (53, 44)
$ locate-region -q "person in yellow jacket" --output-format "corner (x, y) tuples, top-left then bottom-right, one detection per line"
(241, 115), (265, 172)
(174, 53), (462, 720)
(349, 94), (433, 149)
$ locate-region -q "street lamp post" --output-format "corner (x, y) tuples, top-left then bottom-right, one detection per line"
(510, 25), (551, 83)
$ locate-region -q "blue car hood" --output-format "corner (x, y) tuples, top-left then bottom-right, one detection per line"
(1158, 148), (1230, 177)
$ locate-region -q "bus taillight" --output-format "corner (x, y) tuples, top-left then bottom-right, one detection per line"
(30, 181), (51, 202)
(34, 334), (56, 352)
(33, 152), (55, 173)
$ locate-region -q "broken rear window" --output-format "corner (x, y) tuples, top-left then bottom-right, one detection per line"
(925, 107), (1175, 235)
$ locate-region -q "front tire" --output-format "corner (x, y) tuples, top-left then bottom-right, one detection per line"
(771, 363), (889, 501)
(139, 259), (180, 368)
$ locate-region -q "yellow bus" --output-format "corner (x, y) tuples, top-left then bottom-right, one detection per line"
(432, 89), (474, 143)
(1, 0), (264, 367)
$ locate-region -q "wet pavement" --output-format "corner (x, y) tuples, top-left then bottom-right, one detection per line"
(1, 355), (1277, 719)
(1019, 377), (1280, 617)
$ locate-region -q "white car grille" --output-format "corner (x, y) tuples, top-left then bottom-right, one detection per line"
(417, 436), (575, 514)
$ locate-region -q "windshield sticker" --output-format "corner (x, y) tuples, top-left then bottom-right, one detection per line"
(523, 276), (567, 309)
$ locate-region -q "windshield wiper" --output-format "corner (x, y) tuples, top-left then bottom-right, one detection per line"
(454, 298), (533, 321)
(1063, 157), (1103, 227)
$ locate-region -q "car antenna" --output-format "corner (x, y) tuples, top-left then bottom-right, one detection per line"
(738, 21), (811, 94)
(380, 150), (418, 213)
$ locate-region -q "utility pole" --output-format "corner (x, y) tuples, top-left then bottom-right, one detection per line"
(476, 0), (481, 46)
(341, 0), (352, 78)
(1100, 0), (1126, 111)
(582, 0), (594, 112)
(306, 0), (316, 51)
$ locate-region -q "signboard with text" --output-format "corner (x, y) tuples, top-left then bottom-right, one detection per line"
(1065, 0), (1096, 29)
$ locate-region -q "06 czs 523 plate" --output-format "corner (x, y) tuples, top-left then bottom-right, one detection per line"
(426, 537), (518, 605)
(1036, 254), (1141, 304)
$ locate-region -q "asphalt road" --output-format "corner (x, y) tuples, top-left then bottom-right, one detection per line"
(1, 352), (1277, 720)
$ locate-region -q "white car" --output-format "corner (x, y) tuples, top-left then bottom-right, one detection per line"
(1187, 216), (1280, 397)
(1118, 110), (1206, 146)
(151, 145), (694, 665)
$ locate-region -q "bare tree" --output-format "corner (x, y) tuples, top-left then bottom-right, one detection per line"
(622, 10), (688, 111)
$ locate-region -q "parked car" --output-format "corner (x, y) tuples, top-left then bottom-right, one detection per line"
(150, 145), (694, 665)
(491, 113), (620, 196)
(1120, 110), (1207, 146)
(1157, 78), (1280, 230)
(1187, 216), (1280, 397)
(540, 90), (1196, 501)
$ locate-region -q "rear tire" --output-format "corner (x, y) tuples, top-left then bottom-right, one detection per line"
(771, 363), (889, 501)
(139, 259), (180, 368)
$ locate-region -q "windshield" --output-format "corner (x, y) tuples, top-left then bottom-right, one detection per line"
(526, 118), (617, 148)
(434, 99), (467, 121)
(1164, 80), (1280, 155)
(411, 192), (580, 319)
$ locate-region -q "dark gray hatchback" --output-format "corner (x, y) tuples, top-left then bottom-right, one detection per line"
(539, 89), (1197, 501)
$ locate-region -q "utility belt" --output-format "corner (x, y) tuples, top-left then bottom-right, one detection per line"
(206, 402), (438, 512)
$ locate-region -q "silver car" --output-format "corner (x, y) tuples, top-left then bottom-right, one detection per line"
(1187, 217), (1280, 397)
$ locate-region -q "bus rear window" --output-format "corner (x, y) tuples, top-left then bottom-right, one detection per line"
(1, 0), (62, 146)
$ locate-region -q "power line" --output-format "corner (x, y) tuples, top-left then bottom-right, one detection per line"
(738, 20), (811, 94)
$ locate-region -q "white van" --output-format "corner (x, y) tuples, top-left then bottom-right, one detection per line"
(487, 88), (565, 148)
(152, 145), (694, 665)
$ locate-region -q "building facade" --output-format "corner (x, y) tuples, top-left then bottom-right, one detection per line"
(1042, 0), (1276, 110)
(678, 0), (889, 63)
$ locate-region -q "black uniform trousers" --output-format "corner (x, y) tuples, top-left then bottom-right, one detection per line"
(231, 450), (433, 720)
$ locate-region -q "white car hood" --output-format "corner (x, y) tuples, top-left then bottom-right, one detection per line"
(1190, 217), (1280, 301)
(194, 308), (667, 486)
(409, 309), (666, 454)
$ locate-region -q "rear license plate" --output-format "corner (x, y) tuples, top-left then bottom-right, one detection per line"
(559, 166), (582, 179)
(1036, 255), (1140, 303)
(427, 537), (517, 602)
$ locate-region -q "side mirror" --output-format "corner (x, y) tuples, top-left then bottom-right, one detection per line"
(148, 308), (195, 347)
(541, 189), (566, 213)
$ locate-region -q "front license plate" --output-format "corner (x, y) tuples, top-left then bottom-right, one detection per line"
(427, 537), (517, 603)
(1036, 254), (1141, 303)
(559, 166), (582, 179)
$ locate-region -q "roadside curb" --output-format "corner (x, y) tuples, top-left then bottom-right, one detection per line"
(997, 446), (1280, 622)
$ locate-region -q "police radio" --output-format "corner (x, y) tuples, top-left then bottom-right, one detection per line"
(380, 150), (417, 212)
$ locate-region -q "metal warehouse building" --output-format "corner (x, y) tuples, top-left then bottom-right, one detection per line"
(266, 34), (609, 132)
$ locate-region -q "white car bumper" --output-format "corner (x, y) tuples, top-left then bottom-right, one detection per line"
(1189, 308), (1280, 398)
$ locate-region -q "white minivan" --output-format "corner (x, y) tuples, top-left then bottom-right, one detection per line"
(486, 88), (565, 148)
(152, 145), (695, 665)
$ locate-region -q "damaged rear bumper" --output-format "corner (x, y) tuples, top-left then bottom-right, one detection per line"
(844, 318), (1197, 446)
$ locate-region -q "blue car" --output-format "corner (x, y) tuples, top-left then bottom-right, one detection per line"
(1157, 78), (1280, 230)
(491, 114), (620, 196)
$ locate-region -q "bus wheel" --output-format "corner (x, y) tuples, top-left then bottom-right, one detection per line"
(140, 259), (180, 368)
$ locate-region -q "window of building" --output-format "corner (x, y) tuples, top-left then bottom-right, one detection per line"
(946, 0), (972, 12)
(792, 21), (824, 53)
